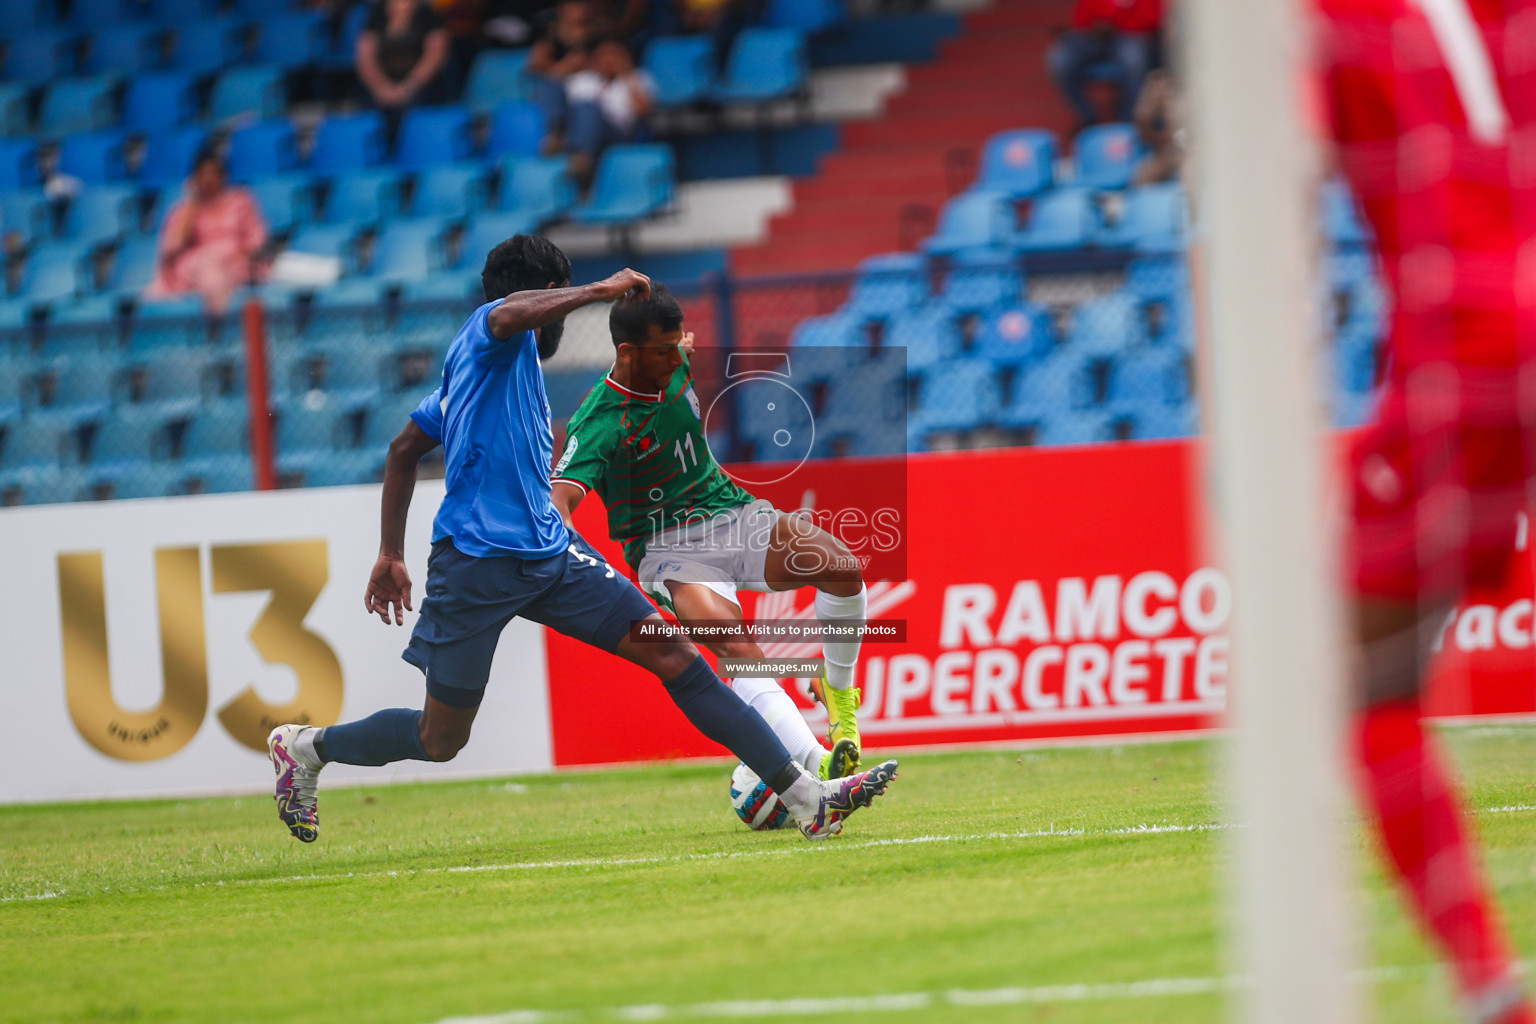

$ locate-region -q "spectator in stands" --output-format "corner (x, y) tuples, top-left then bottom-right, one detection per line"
(1131, 69), (1181, 185)
(482, 0), (561, 47)
(675, 0), (751, 72)
(144, 146), (267, 315)
(356, 0), (452, 141)
(563, 38), (655, 182)
(430, 0), (489, 100)
(529, 0), (600, 150)
(1047, 0), (1162, 128)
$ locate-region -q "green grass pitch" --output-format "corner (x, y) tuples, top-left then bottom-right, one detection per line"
(1, 726), (1532, 1024)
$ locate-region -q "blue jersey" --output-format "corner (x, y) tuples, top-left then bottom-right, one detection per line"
(408, 301), (569, 559)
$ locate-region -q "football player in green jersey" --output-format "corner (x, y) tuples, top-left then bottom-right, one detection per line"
(551, 286), (869, 784)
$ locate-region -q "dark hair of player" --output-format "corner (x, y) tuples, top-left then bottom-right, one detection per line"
(481, 234), (572, 302)
(609, 284), (683, 348)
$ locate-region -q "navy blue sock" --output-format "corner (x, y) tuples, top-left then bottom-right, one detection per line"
(317, 708), (431, 766)
(664, 656), (800, 794)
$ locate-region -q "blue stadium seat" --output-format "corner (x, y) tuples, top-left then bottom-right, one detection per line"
(0, 358), (24, 419)
(322, 167), (404, 226)
(463, 48), (531, 110)
(846, 252), (927, 319)
(913, 359), (1000, 434)
(47, 293), (121, 328)
(885, 303), (959, 370)
(39, 76), (120, 137)
(64, 183), (142, 244)
(137, 125), (205, 187)
(274, 401), (343, 467)
(570, 143), (674, 224)
(279, 341), (385, 402)
(0, 83), (29, 138)
(496, 155), (575, 221)
(1321, 179), (1369, 246)
(974, 304), (1054, 367)
(460, 210), (537, 270)
(0, 0), (51, 33)
(1012, 187), (1096, 251)
(169, 18), (248, 78)
(395, 106), (473, 169)
(1124, 255), (1189, 303)
(1335, 320), (1380, 393)
(3, 29), (78, 87)
(1000, 349), (1095, 427)
(254, 10), (328, 69)
(86, 23), (166, 75)
(410, 163), (488, 219)
(126, 347), (215, 415)
(103, 462), (185, 498)
(0, 298), (31, 331)
(35, 352), (118, 415)
(1035, 408), (1117, 447)
(308, 111), (386, 174)
(1065, 293), (1143, 356)
(246, 173), (314, 235)
(180, 399), (248, 461)
(1072, 123), (1140, 190)
(922, 190), (1012, 256)
(285, 224), (358, 274)
(127, 295), (206, 349)
(645, 36), (714, 106)
(0, 139), (39, 190)
(68, 0), (125, 28)
(21, 242), (90, 306)
(485, 100), (544, 158)
(0, 190), (52, 247)
(977, 129), (1056, 198)
(226, 120), (296, 182)
(764, 0), (845, 32)
(121, 71), (195, 133)
(789, 311), (859, 349)
(1124, 401), (1197, 441)
(1107, 345), (1189, 412)
(91, 405), (173, 467)
(206, 65), (285, 125)
(150, 0), (214, 22)
(365, 217), (447, 281)
(1, 413), (79, 467)
(713, 28), (806, 103)
(939, 249), (1022, 313)
(824, 360), (905, 431)
(58, 130), (126, 183)
(1095, 183), (1186, 251)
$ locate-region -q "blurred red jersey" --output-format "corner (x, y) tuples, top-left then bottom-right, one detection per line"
(1316, 0), (1536, 601)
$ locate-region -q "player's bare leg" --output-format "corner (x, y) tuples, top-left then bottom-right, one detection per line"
(764, 514), (866, 764)
(1353, 597), (1533, 1024)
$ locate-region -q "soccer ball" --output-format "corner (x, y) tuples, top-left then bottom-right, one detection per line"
(729, 762), (790, 831)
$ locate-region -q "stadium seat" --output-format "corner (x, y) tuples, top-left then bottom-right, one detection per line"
(1124, 255), (1190, 303)
(570, 143), (674, 224)
(206, 65), (285, 125)
(180, 399), (248, 461)
(913, 359), (1000, 434)
(1012, 187), (1096, 251)
(460, 210), (537, 270)
(280, 341), (385, 403)
(246, 173), (315, 235)
(485, 100), (544, 159)
(91, 405), (172, 467)
(410, 163), (489, 219)
(974, 304), (1055, 368)
(178, 455), (252, 492)
(846, 253), (928, 319)
(713, 28), (806, 103)
(47, 293), (122, 330)
(0, 139), (39, 190)
(1321, 178), (1369, 245)
(1, 413), (79, 467)
(124, 347), (214, 415)
(322, 167), (404, 226)
(33, 352), (118, 415)
(824, 360), (905, 430)
(149, 0), (214, 22)
(308, 111), (386, 174)
(137, 125), (205, 188)
(127, 296), (206, 349)
(168, 18), (249, 79)
(21, 242), (91, 306)
(121, 71), (196, 133)
(285, 224), (358, 275)
(105, 462), (185, 499)
(68, 0), (125, 28)
(939, 249), (1023, 314)
(922, 190), (1012, 256)
(1107, 345), (1190, 411)
(0, 298), (31, 331)
(1095, 183), (1186, 251)
(365, 217), (447, 282)
(0, 0), (50, 33)
(644, 36), (715, 106)
(1001, 349), (1096, 427)
(1071, 123), (1140, 190)
(58, 130), (126, 183)
(1035, 408), (1117, 446)
(976, 129), (1057, 199)
(394, 106), (473, 169)
(463, 48), (532, 111)
(86, 23), (166, 75)
(884, 304), (960, 370)
(1335, 320), (1380, 393)
(0, 190), (52, 247)
(253, 10), (328, 69)
(2, 29), (78, 87)
(1124, 400), (1197, 440)
(789, 311), (860, 349)
(1065, 293), (1143, 357)
(63, 183), (142, 245)
(764, 0), (845, 32)
(39, 77), (120, 137)
(226, 120), (296, 182)
(0, 83), (29, 138)
(496, 155), (575, 222)
(274, 401), (344, 466)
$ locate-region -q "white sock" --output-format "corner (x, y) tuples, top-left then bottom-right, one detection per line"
(295, 726), (324, 769)
(778, 769), (824, 819)
(733, 675), (825, 773)
(815, 585), (867, 690)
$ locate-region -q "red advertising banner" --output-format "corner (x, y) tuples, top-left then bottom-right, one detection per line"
(544, 441), (1536, 768)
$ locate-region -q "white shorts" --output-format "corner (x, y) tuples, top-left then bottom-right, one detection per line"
(637, 498), (785, 610)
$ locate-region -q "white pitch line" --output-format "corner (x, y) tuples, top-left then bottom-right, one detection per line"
(0, 822), (1226, 905)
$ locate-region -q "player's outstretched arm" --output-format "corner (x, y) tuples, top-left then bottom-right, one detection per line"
(366, 420), (440, 625)
(486, 268), (653, 340)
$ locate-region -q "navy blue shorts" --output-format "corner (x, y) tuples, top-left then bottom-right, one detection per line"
(403, 534), (657, 708)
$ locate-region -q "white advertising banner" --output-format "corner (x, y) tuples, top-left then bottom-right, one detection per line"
(0, 483), (554, 804)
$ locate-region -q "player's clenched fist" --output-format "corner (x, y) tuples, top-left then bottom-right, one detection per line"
(593, 268), (651, 302)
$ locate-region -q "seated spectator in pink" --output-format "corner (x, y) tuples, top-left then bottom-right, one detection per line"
(144, 147), (267, 314)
